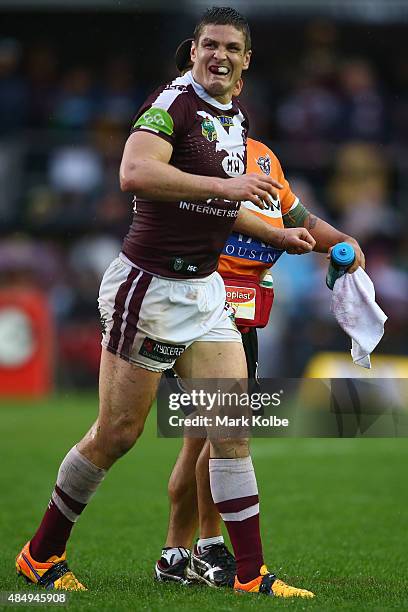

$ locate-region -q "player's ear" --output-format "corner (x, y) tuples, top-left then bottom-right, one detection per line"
(242, 49), (251, 71)
(233, 78), (244, 97)
(191, 40), (197, 63)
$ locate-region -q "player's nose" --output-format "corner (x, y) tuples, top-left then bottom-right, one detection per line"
(213, 47), (227, 61)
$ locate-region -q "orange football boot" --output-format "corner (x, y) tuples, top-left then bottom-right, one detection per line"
(16, 541), (86, 591)
(234, 564), (314, 598)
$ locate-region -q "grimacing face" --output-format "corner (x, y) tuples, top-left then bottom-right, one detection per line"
(191, 24), (251, 104)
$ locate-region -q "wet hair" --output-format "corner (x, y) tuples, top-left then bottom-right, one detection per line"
(194, 6), (251, 52)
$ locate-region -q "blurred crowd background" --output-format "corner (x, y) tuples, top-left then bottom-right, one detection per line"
(1, 3), (407, 387)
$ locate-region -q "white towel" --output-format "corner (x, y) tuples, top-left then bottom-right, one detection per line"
(331, 267), (388, 368)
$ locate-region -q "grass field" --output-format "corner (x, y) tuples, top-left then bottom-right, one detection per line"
(0, 393), (407, 611)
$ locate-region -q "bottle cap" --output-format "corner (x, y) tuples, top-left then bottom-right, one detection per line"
(331, 242), (355, 267)
(260, 271), (273, 288)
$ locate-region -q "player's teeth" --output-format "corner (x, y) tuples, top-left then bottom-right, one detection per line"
(210, 66), (229, 74)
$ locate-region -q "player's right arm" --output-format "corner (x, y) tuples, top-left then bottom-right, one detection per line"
(119, 130), (282, 208)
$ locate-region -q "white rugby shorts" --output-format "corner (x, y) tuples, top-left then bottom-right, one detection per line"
(98, 254), (241, 372)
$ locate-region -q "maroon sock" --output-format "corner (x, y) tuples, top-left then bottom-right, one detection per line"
(216, 496), (263, 583)
(210, 457), (264, 583)
(30, 485), (86, 562)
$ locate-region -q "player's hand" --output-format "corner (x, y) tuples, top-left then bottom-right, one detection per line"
(327, 238), (365, 273)
(220, 173), (283, 209)
(279, 228), (316, 254)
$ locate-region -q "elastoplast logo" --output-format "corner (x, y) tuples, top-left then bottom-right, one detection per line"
(225, 287), (256, 303)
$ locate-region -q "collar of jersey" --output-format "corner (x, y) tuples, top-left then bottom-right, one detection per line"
(185, 70), (234, 111)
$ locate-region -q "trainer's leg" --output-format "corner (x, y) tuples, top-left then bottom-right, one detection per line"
(176, 341), (264, 584)
(195, 441), (222, 539)
(165, 437), (206, 549)
(30, 348), (161, 561)
(160, 438), (225, 578)
(165, 441), (225, 549)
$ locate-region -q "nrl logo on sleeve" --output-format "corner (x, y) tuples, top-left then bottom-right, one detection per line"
(139, 337), (186, 363)
(256, 154), (271, 176)
(201, 117), (217, 142)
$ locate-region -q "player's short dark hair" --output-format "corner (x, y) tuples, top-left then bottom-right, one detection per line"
(194, 6), (251, 52)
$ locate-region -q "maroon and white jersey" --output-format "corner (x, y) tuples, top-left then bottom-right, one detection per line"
(122, 70), (249, 278)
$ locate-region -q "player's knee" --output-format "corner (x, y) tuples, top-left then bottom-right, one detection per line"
(108, 419), (145, 458)
(211, 438), (249, 458)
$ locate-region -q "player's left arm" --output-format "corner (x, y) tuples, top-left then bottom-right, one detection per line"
(283, 203), (365, 272)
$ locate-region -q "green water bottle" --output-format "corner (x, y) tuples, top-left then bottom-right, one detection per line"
(326, 242), (355, 290)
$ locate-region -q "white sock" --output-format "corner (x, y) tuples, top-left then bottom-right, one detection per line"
(197, 535), (224, 555)
(209, 456), (259, 523)
(161, 547), (190, 565)
(53, 445), (106, 522)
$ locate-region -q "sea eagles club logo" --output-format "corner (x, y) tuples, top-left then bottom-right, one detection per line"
(173, 258), (184, 272)
(201, 117), (217, 142)
(256, 154), (271, 176)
